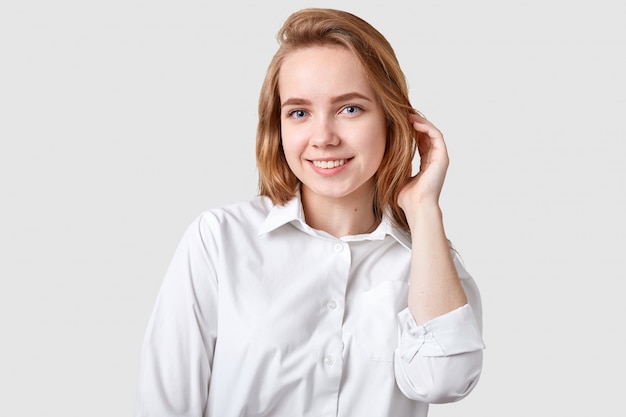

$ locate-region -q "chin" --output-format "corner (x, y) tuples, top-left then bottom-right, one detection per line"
(303, 182), (370, 201)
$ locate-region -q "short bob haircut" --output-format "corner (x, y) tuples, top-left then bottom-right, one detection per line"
(256, 8), (418, 231)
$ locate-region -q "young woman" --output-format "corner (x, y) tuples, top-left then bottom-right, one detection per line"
(135, 8), (484, 417)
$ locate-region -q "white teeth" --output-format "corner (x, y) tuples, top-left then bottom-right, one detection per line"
(313, 159), (346, 169)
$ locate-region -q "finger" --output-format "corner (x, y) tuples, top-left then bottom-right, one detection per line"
(409, 112), (429, 124)
(409, 113), (443, 138)
(412, 122), (445, 150)
(412, 125), (448, 165)
(410, 110), (427, 120)
(408, 111), (434, 127)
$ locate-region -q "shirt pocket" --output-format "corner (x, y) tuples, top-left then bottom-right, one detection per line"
(354, 280), (409, 362)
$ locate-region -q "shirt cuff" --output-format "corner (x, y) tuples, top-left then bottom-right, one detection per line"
(397, 304), (485, 362)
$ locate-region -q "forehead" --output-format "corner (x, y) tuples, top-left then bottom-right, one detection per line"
(278, 45), (375, 99)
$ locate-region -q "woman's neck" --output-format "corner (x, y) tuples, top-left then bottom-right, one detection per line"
(300, 184), (379, 238)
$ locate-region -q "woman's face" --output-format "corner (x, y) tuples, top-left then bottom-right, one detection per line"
(278, 45), (387, 203)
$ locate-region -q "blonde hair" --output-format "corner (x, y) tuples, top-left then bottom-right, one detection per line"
(256, 8), (417, 231)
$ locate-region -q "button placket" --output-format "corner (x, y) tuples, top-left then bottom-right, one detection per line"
(320, 240), (347, 375)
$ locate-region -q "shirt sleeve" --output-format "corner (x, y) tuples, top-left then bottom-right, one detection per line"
(134, 213), (219, 417)
(393, 247), (485, 404)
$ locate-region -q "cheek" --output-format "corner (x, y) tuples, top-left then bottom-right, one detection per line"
(372, 142), (386, 171)
(374, 119), (388, 160)
(281, 126), (305, 156)
(368, 136), (387, 174)
(280, 132), (293, 155)
(363, 122), (387, 158)
(280, 133), (301, 169)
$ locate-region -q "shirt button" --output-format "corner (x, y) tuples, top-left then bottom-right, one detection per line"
(324, 355), (335, 366)
(326, 299), (337, 310)
(334, 243), (343, 253)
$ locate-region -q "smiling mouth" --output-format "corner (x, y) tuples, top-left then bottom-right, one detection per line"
(312, 159), (347, 169)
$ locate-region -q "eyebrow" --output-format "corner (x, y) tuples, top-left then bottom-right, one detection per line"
(280, 92), (373, 109)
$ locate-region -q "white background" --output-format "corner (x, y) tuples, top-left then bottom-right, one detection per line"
(1, 0), (624, 416)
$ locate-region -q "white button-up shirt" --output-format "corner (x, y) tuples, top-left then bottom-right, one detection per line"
(135, 195), (485, 417)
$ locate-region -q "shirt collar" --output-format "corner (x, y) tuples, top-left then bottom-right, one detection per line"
(258, 194), (412, 250)
(360, 216), (412, 250)
(257, 194), (306, 236)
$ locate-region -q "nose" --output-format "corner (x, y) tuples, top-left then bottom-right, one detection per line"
(309, 116), (340, 147)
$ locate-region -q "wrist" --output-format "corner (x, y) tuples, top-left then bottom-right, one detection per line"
(404, 200), (443, 229)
